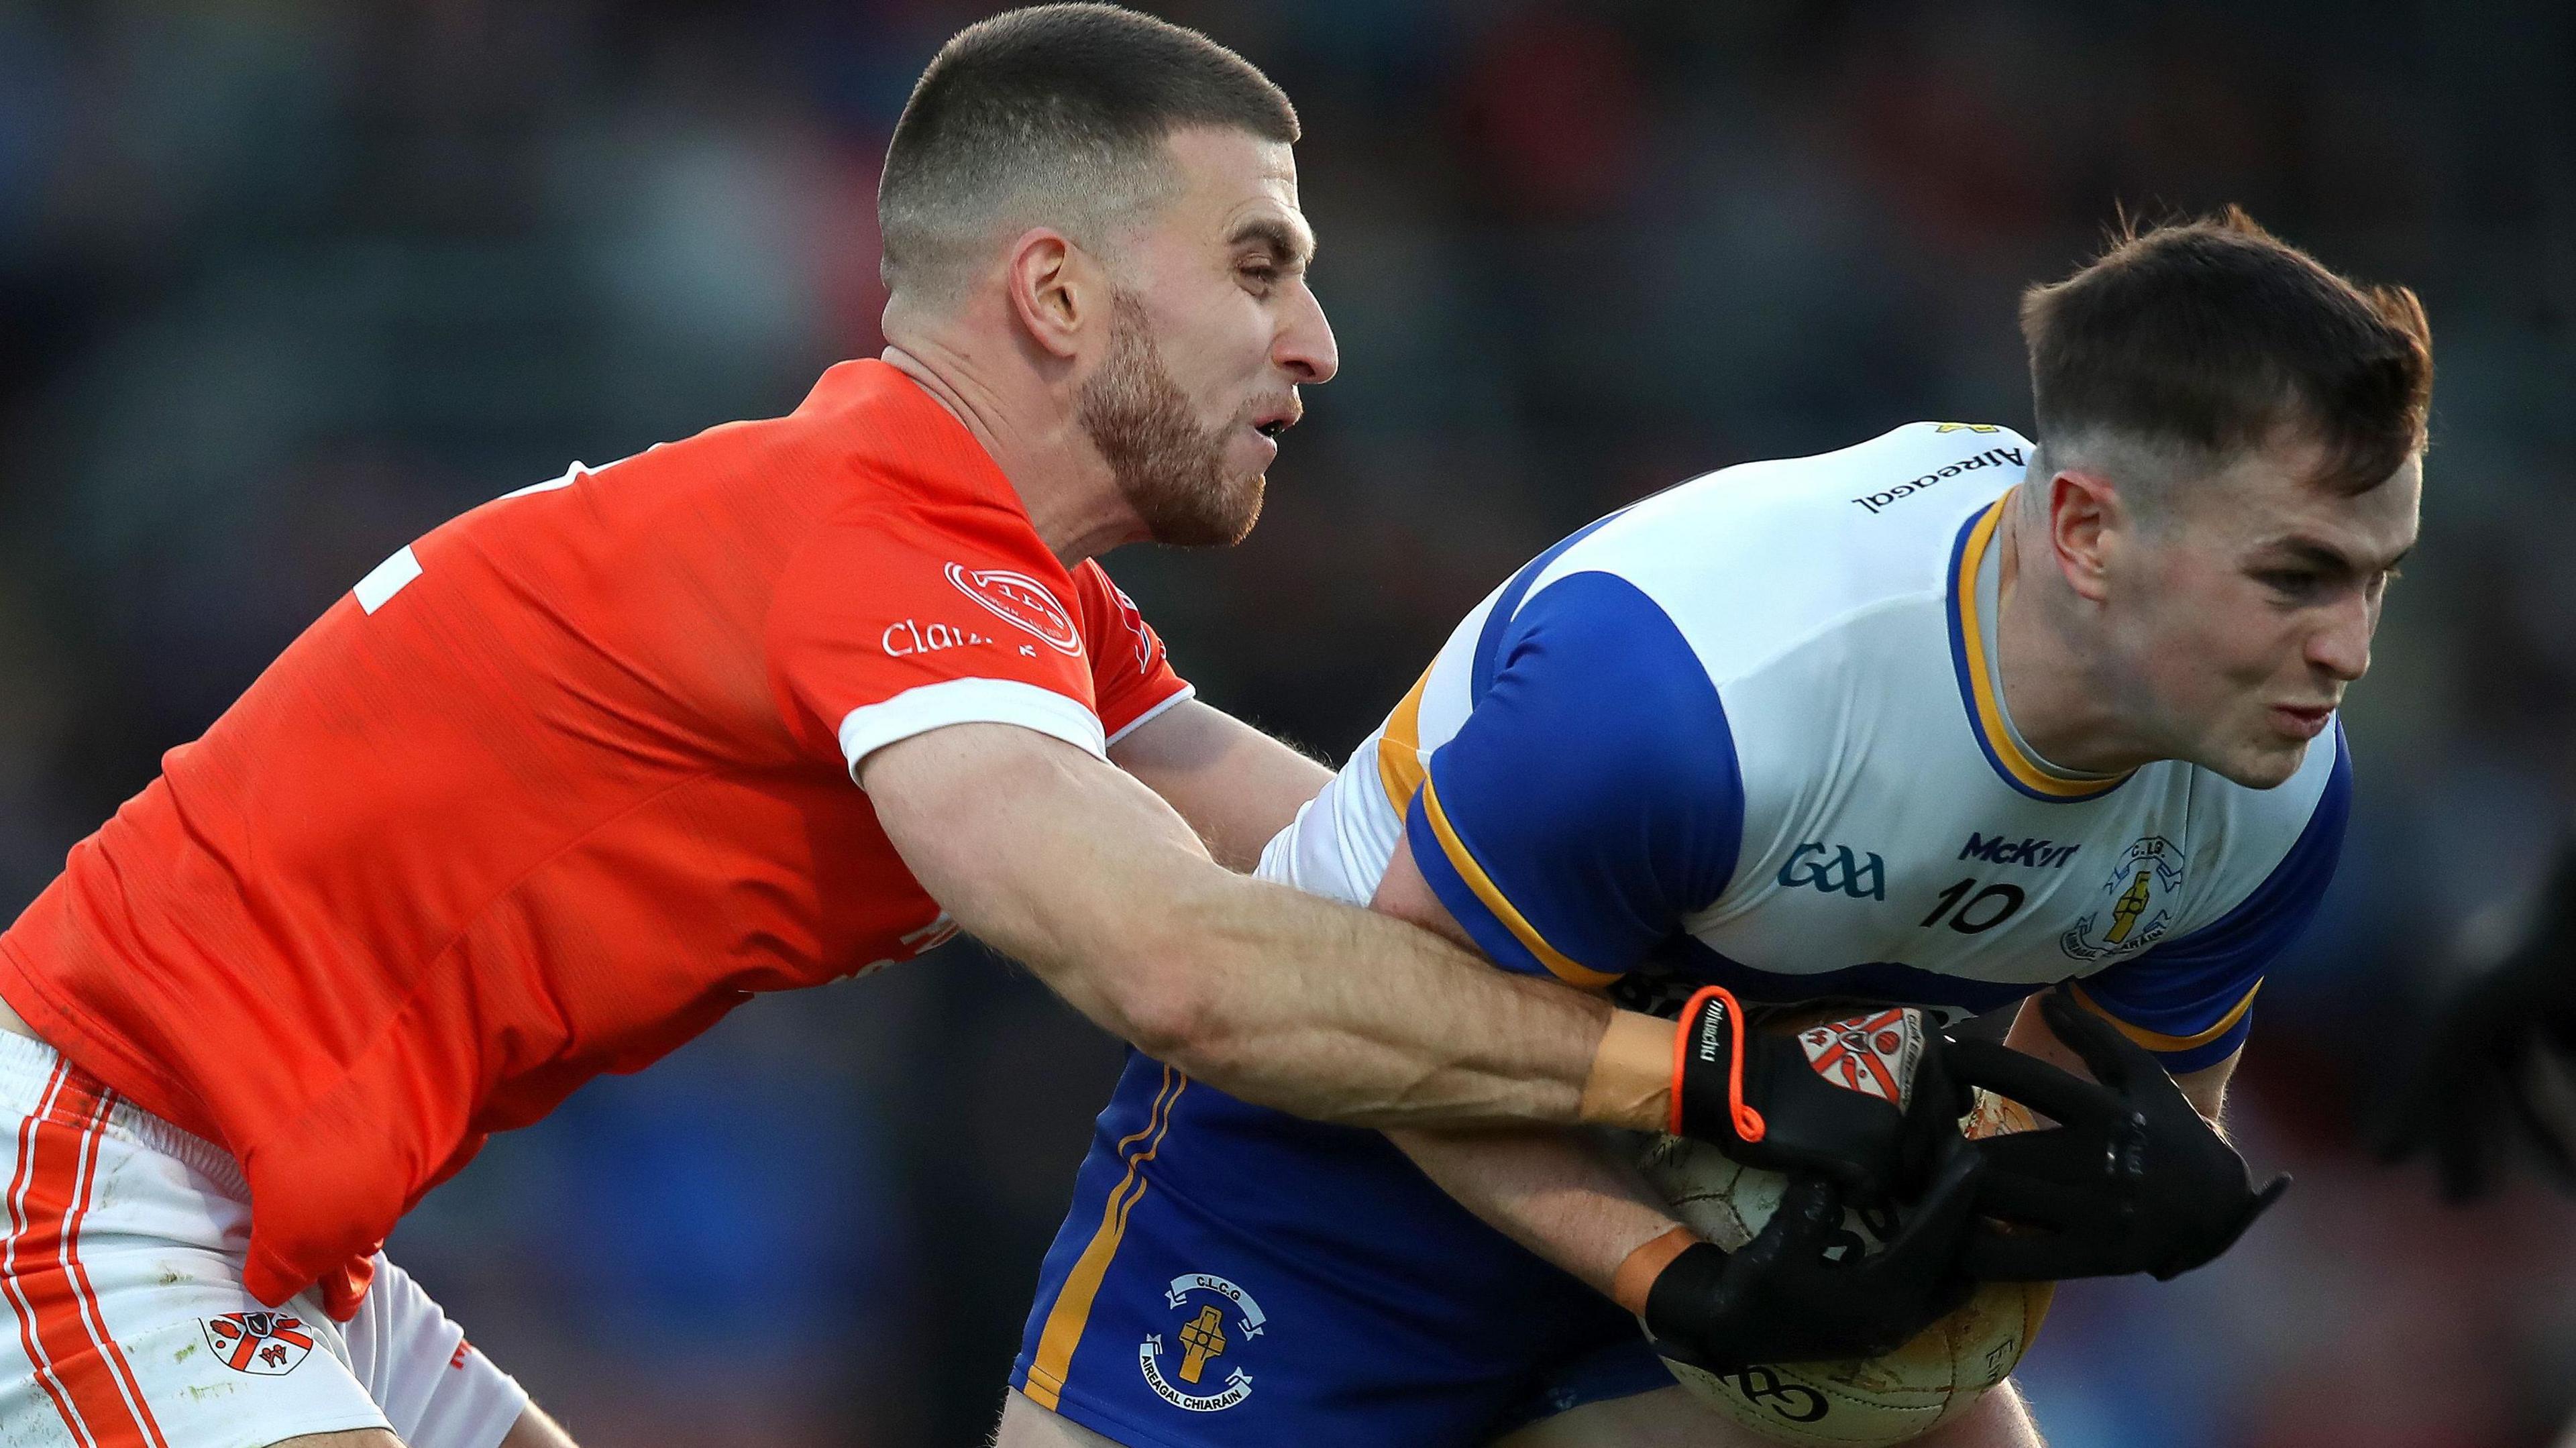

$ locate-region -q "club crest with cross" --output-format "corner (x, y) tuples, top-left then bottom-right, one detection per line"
(1138, 1272), (1268, 1412)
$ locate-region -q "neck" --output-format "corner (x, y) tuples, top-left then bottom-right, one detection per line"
(880, 334), (1145, 566)
(1991, 498), (2168, 775)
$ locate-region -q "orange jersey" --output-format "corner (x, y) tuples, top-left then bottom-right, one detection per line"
(0, 360), (1189, 1313)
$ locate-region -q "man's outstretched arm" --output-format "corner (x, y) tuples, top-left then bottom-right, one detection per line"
(1106, 698), (1333, 872)
(861, 720), (1673, 1129)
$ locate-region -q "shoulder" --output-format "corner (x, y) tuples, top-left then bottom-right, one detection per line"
(1472, 570), (1743, 791)
(2175, 722), (2353, 929)
(1519, 423), (2033, 683)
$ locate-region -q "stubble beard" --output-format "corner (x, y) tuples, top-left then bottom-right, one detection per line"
(1076, 291), (1265, 548)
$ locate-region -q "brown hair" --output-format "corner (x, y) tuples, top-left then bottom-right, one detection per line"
(2021, 207), (2432, 494)
(879, 4), (1297, 298)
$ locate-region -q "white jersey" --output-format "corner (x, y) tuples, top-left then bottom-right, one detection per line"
(1259, 423), (2348, 1068)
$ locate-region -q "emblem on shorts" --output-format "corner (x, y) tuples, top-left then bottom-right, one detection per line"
(2060, 836), (2184, 962)
(201, 1311), (314, 1376)
(946, 563), (1082, 655)
(1139, 1273), (1265, 1412)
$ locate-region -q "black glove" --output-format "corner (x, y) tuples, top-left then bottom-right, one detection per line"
(1671, 988), (1965, 1201)
(1643, 1148), (1981, 1370)
(2377, 836), (2576, 1201)
(1946, 989), (2288, 1281)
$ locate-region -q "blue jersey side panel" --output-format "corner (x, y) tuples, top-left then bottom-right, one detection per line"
(1404, 571), (1743, 986)
(2076, 726), (2353, 1071)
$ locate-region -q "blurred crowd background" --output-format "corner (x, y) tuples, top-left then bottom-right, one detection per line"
(1, 1), (2571, 1444)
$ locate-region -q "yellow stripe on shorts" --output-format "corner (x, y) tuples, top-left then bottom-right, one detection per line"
(1021, 1064), (1187, 1410)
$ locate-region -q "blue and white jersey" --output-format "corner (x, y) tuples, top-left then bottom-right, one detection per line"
(1259, 423), (2349, 1071)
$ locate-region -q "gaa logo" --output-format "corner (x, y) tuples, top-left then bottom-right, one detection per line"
(947, 563), (1082, 655)
(1139, 1272), (1267, 1412)
(201, 1311), (314, 1376)
(1777, 843), (1886, 901)
(2060, 836), (2185, 962)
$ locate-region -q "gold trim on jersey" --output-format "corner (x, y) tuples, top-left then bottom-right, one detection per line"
(2066, 979), (2261, 1056)
(1953, 497), (2133, 801)
(1419, 776), (1619, 990)
(1375, 667), (1433, 814)
(1021, 1064), (1188, 1410)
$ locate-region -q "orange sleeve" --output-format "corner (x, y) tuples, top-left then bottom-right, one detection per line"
(769, 510), (1106, 778)
(1071, 560), (1194, 746)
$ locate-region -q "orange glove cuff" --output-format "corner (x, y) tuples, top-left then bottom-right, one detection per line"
(1578, 1011), (1677, 1132)
(1610, 1226), (1701, 1317)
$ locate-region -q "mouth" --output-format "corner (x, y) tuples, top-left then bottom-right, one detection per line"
(2269, 702), (2337, 739)
(1248, 395), (1301, 440)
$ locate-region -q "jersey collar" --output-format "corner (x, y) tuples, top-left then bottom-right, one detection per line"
(1945, 494), (2133, 803)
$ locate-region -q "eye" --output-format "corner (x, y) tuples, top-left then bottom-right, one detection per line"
(1238, 263), (1280, 293)
(2257, 569), (2322, 600)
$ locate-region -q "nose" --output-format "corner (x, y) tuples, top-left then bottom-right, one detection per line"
(2308, 590), (2374, 683)
(1274, 279), (1338, 386)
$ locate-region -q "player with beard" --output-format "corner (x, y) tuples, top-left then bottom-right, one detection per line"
(0, 9), (1961, 1448)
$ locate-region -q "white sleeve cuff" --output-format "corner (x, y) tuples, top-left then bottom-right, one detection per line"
(838, 677), (1108, 784)
(1104, 683), (1197, 748)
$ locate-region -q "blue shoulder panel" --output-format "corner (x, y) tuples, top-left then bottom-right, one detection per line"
(1405, 571), (1745, 987)
(2075, 724), (2354, 1072)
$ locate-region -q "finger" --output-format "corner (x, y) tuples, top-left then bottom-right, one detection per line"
(1966, 1158), (2099, 1229)
(2037, 990), (2146, 1092)
(1945, 1039), (2125, 1127)
(2153, 1174), (2291, 1280)
(2251, 1173), (2289, 1213)
(1959, 1222), (2108, 1282)
(1764, 1175), (1848, 1253)
(1879, 1149), (1980, 1260)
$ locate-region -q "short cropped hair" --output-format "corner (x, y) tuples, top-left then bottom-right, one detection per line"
(2022, 207), (2433, 497)
(878, 4), (1298, 301)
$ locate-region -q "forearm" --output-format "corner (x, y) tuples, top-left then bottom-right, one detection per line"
(1110, 700), (1334, 871)
(867, 721), (1678, 1131)
(1114, 871), (1676, 1129)
(1387, 1124), (1682, 1305)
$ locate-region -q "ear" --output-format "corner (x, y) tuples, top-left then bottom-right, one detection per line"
(1002, 229), (1097, 361)
(2044, 469), (2123, 604)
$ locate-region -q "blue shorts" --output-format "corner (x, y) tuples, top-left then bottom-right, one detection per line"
(1010, 1052), (1674, 1448)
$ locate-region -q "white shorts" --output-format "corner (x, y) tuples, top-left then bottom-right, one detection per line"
(0, 1032), (530, 1448)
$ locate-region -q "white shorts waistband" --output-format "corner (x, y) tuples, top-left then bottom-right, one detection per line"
(0, 1027), (248, 1201)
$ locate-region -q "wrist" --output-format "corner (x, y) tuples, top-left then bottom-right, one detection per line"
(1609, 1225), (1701, 1317)
(1579, 1011), (1676, 1132)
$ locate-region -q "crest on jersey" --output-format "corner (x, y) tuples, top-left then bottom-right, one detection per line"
(1103, 579), (1159, 675)
(1139, 1273), (1267, 1412)
(947, 563), (1082, 655)
(2059, 836), (2185, 962)
(201, 1311), (315, 1376)
(1796, 1008), (1924, 1108)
